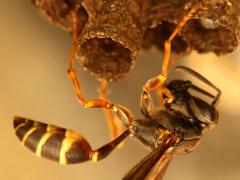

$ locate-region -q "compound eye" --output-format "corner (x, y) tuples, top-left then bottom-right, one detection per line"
(184, 81), (192, 88)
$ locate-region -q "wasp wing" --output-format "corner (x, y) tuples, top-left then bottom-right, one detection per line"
(123, 142), (174, 180)
(145, 151), (173, 180)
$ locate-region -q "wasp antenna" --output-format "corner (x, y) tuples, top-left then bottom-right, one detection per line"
(175, 66), (219, 91)
(190, 84), (216, 99)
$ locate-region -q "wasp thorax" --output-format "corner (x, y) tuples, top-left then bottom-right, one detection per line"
(130, 118), (168, 149)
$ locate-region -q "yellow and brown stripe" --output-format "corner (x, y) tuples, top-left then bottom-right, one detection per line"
(13, 116), (92, 164)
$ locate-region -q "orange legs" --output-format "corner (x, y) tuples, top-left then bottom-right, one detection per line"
(141, 2), (203, 115)
(68, 3), (202, 131)
(98, 80), (125, 141)
(67, 6), (133, 136)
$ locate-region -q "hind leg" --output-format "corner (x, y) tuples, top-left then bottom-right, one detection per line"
(98, 81), (125, 143)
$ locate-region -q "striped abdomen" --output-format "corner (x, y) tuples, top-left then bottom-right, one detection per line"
(13, 116), (93, 164)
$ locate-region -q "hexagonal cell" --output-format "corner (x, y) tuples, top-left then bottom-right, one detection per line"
(142, 21), (190, 54)
(32, 0), (88, 31)
(78, 38), (132, 81)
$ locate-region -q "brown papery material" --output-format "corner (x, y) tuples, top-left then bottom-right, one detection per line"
(32, 0), (240, 81)
(144, 0), (240, 55)
(76, 0), (147, 81)
(32, 0), (88, 32)
(183, 0), (240, 55)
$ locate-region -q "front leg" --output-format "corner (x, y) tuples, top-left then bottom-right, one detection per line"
(67, 6), (134, 126)
(140, 90), (154, 117)
(140, 75), (174, 117)
(141, 2), (203, 110)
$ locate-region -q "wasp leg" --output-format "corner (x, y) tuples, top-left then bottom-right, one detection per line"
(13, 116), (130, 164)
(140, 90), (154, 117)
(67, 6), (134, 125)
(98, 80), (125, 143)
(98, 80), (118, 140)
(142, 2), (203, 106)
(67, 5), (86, 104)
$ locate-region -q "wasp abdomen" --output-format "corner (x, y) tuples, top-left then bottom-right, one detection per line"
(13, 116), (93, 164)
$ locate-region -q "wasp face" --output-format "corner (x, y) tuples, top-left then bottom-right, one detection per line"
(167, 78), (219, 130)
(167, 80), (192, 99)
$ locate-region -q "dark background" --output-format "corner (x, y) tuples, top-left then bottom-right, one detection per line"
(1, 1), (240, 180)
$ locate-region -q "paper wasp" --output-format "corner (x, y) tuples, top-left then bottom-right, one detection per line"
(13, 1), (221, 179)
(13, 64), (221, 179)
